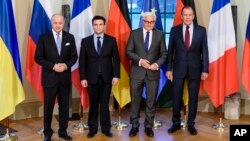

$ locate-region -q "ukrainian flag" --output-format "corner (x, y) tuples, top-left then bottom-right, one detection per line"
(0, 0), (25, 121)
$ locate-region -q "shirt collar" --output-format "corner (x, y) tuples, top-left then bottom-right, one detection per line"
(94, 33), (104, 39)
(183, 23), (193, 29)
(143, 28), (152, 34)
(52, 29), (62, 36)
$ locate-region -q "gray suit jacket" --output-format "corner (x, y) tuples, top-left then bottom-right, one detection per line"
(126, 28), (167, 80)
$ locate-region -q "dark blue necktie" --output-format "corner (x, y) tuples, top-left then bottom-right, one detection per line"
(97, 36), (101, 55)
(144, 31), (150, 52)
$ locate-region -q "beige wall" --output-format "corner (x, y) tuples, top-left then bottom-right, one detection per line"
(11, 0), (250, 119)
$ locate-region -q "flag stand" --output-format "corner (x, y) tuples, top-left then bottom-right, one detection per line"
(36, 127), (44, 138)
(0, 118), (17, 141)
(153, 119), (163, 129)
(181, 105), (187, 129)
(212, 105), (228, 132)
(73, 104), (88, 132)
(112, 106), (128, 130)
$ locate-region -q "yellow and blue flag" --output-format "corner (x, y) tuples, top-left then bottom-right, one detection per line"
(0, 0), (25, 121)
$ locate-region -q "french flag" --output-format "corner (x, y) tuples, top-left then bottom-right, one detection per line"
(70, 0), (93, 109)
(25, 0), (52, 102)
(204, 0), (239, 107)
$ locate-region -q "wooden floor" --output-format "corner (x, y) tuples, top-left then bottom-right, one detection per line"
(4, 108), (250, 141)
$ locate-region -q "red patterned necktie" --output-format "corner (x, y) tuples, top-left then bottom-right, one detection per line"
(185, 26), (190, 50)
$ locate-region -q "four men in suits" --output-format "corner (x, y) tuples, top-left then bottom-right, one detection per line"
(79, 15), (120, 138)
(35, 14), (77, 141)
(166, 6), (209, 135)
(126, 12), (167, 137)
(35, 7), (209, 139)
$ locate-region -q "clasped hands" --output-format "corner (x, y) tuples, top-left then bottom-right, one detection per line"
(53, 63), (67, 72)
(81, 78), (119, 88)
(141, 59), (158, 71)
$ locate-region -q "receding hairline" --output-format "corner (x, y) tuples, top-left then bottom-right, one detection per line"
(51, 13), (65, 23)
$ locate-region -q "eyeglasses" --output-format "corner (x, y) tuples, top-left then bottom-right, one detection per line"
(143, 20), (155, 24)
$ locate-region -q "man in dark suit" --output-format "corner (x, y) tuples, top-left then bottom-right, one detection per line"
(126, 12), (167, 137)
(79, 15), (120, 138)
(166, 6), (209, 135)
(35, 14), (77, 141)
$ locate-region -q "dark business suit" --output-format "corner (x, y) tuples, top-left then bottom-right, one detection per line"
(126, 28), (167, 128)
(35, 31), (77, 137)
(166, 24), (209, 126)
(79, 34), (120, 133)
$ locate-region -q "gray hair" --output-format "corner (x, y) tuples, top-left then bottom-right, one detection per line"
(142, 12), (157, 20)
(51, 13), (65, 23)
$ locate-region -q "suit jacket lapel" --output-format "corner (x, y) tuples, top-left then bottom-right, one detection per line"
(138, 28), (147, 53)
(90, 35), (98, 55)
(179, 25), (185, 48)
(61, 31), (67, 56)
(100, 34), (107, 55)
(148, 29), (156, 52)
(190, 25), (197, 49)
(49, 32), (59, 56)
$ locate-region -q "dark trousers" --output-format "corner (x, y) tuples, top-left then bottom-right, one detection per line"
(129, 76), (159, 129)
(172, 77), (200, 126)
(87, 75), (112, 132)
(43, 84), (70, 136)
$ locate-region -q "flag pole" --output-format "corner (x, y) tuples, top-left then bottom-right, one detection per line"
(181, 105), (187, 129)
(0, 117), (17, 141)
(212, 105), (228, 132)
(73, 103), (88, 132)
(112, 104), (128, 130)
(153, 107), (163, 129)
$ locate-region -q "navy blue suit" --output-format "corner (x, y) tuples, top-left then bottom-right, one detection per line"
(166, 24), (208, 126)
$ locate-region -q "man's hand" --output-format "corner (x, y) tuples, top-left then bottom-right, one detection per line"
(112, 78), (119, 85)
(81, 80), (88, 87)
(166, 71), (173, 82)
(149, 63), (158, 71)
(141, 59), (150, 69)
(201, 72), (208, 80)
(53, 63), (67, 72)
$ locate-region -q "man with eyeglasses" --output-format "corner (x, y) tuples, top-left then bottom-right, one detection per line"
(126, 12), (167, 137)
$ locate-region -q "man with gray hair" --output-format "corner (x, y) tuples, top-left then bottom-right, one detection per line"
(126, 12), (167, 137)
(35, 13), (77, 141)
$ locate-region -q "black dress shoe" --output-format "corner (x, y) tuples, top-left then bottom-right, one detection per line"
(188, 125), (197, 135)
(87, 132), (96, 138)
(87, 131), (97, 138)
(129, 128), (139, 137)
(144, 128), (154, 137)
(168, 125), (181, 133)
(59, 133), (72, 140)
(43, 136), (51, 141)
(102, 131), (113, 137)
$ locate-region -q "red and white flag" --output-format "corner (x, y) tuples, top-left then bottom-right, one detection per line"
(204, 0), (239, 107)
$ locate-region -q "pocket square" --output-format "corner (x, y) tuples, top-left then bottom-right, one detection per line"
(65, 42), (70, 46)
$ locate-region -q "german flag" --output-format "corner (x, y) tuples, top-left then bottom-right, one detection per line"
(106, 0), (131, 108)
